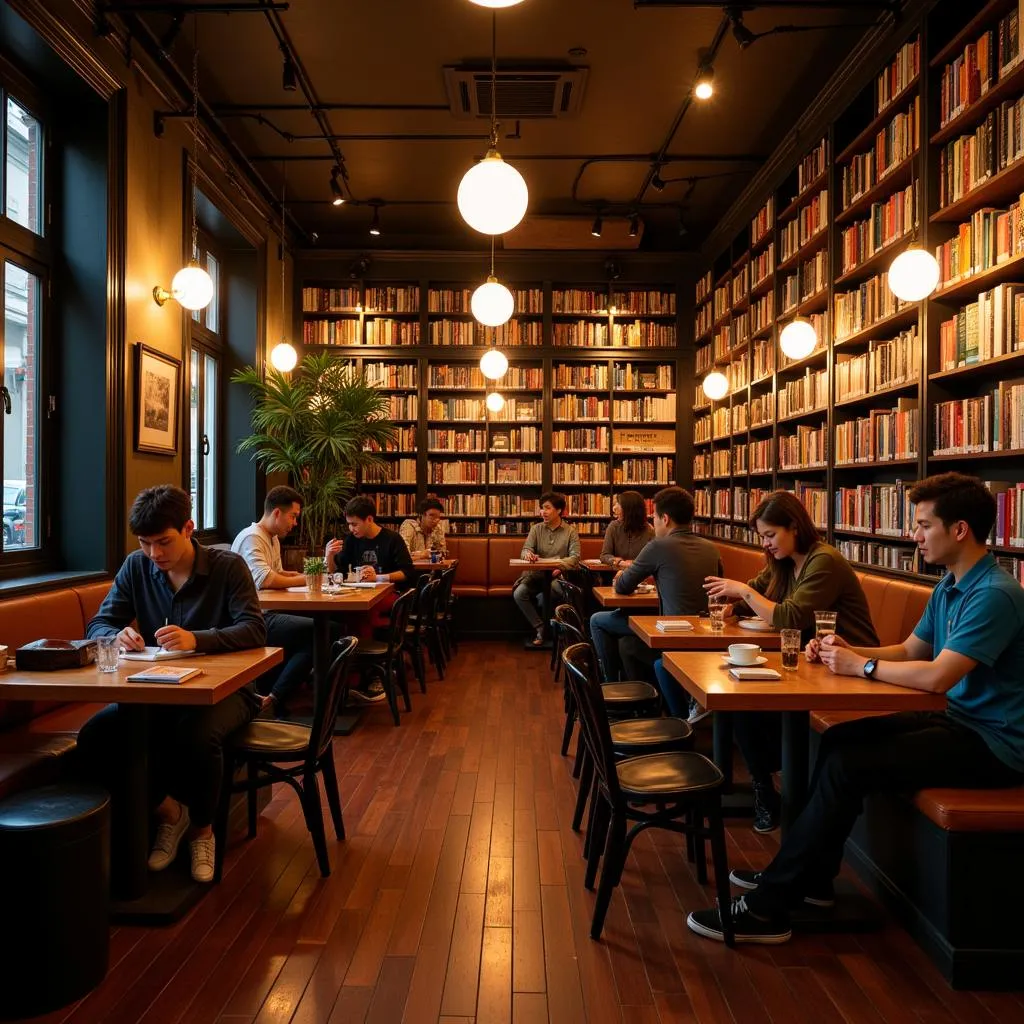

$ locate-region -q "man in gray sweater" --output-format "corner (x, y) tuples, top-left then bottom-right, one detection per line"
(590, 486), (722, 683)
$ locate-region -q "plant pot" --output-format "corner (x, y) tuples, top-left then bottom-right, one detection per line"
(306, 573), (324, 597)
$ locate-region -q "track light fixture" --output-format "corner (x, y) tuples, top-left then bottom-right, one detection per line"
(694, 64), (714, 100)
(591, 213), (603, 238)
(330, 170), (345, 206)
(369, 204), (382, 236)
(651, 172), (666, 192)
(727, 9), (757, 48)
(282, 53), (297, 91)
(628, 213), (640, 238)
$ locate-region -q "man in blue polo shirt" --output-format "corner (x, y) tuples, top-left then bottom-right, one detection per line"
(687, 472), (1024, 945)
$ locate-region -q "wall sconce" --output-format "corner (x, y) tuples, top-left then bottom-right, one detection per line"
(153, 264), (214, 311)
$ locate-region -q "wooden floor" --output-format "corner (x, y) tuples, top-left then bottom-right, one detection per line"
(30, 641), (1024, 1024)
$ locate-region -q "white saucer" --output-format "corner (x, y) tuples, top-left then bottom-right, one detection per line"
(737, 619), (773, 632)
(721, 655), (768, 667)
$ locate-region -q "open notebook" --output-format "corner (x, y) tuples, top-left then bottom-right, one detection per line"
(120, 647), (197, 662)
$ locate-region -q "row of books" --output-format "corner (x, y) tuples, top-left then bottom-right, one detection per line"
(696, 271), (713, 305)
(492, 427), (541, 450)
(553, 462), (609, 484)
(779, 424), (827, 469)
(365, 492), (417, 516)
(752, 244), (774, 288)
(551, 322), (676, 347)
(693, 452), (711, 479)
(834, 272), (909, 341)
(712, 408), (731, 438)
(365, 459), (417, 483)
(613, 458), (674, 484)
(837, 539), (922, 574)
(367, 286), (420, 312)
(835, 481), (914, 536)
(753, 338), (774, 379)
(728, 357), (749, 393)
(938, 100), (1024, 209)
(425, 398), (541, 421)
(713, 326), (732, 362)
(731, 402), (749, 433)
(427, 461), (545, 485)
(839, 182), (917, 276)
(713, 449), (731, 476)
(938, 284), (1024, 370)
(365, 361), (417, 388)
(614, 364), (674, 390)
(989, 480), (1024, 548)
(751, 394), (773, 427)
(695, 304), (713, 339)
(553, 364), (607, 388)
(752, 197), (774, 247)
(932, 384), (1024, 453)
(839, 97), (920, 212)
(750, 438), (773, 473)
(426, 428), (486, 452)
(714, 282), (731, 321)
(712, 489), (732, 518)
(794, 483), (829, 528)
(781, 250), (828, 312)
(696, 343), (713, 374)
(935, 199), (1024, 288)
(386, 395), (419, 419)
(751, 293), (774, 336)
(367, 321), (422, 346)
(366, 426), (418, 452)
(609, 290), (676, 315)
(778, 367), (828, 419)
(612, 396), (677, 421)
(302, 285), (362, 312)
(877, 36), (919, 116)
(834, 327), (920, 399)
(552, 427), (610, 450)
(780, 189), (828, 263)
(695, 415), (712, 444)
(733, 446), (748, 474)
(797, 138), (829, 193)
(834, 400), (919, 464)
(732, 264), (750, 307)
(553, 397), (609, 420)
(303, 320), (360, 346)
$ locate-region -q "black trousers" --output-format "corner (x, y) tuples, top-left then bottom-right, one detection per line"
(747, 712), (1023, 916)
(733, 710), (783, 784)
(76, 690), (257, 828)
(263, 612), (315, 709)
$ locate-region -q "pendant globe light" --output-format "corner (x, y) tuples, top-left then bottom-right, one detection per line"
(480, 346), (509, 380)
(269, 164), (298, 373)
(780, 317), (817, 360)
(473, 237), (515, 338)
(154, 27), (213, 312)
(887, 245), (940, 302)
(457, 14), (528, 235)
(486, 390), (506, 413)
(702, 370), (729, 401)
(469, 0), (526, 6)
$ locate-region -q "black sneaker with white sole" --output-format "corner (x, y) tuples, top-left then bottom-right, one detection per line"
(751, 781), (780, 834)
(346, 680), (387, 706)
(687, 895), (792, 944)
(729, 868), (836, 908)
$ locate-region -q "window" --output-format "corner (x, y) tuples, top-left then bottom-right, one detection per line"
(188, 237), (223, 535)
(0, 76), (48, 570)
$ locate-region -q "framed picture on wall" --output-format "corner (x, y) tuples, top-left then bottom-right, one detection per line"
(134, 344), (181, 455)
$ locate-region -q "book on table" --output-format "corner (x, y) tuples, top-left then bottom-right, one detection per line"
(728, 667), (782, 680)
(128, 665), (205, 684)
(120, 646), (197, 662)
(655, 620), (694, 632)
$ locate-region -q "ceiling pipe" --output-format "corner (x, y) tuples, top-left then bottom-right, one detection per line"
(214, 102), (452, 113)
(634, 1), (898, 9)
(250, 150), (766, 163)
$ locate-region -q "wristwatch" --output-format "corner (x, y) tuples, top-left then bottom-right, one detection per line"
(863, 658), (877, 679)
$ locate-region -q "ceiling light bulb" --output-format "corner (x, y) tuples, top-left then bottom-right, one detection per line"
(486, 391), (506, 412)
(591, 213), (603, 238)
(480, 347), (510, 380)
(472, 277), (515, 328)
(369, 207), (381, 236)
(457, 149), (529, 235)
(651, 173), (666, 192)
(170, 263), (214, 311)
(694, 65), (714, 101)
(330, 176), (345, 206)
(887, 246), (939, 302)
(628, 213), (640, 238)
(780, 318), (818, 360)
(468, 0), (527, 6)
(270, 341), (298, 372)
(702, 371), (729, 401)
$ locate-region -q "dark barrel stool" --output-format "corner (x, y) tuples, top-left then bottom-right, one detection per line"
(0, 784), (110, 1018)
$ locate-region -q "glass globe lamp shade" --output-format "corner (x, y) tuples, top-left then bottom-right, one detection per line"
(170, 263), (215, 311)
(457, 150), (529, 235)
(472, 277), (515, 327)
(780, 318), (818, 361)
(694, 80), (713, 100)
(887, 247), (940, 302)
(480, 348), (509, 381)
(701, 371), (729, 401)
(469, 0), (526, 5)
(270, 342), (298, 372)
(485, 391), (506, 413)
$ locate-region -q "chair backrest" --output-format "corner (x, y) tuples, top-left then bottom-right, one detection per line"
(554, 602), (585, 636)
(558, 578), (585, 619)
(562, 642), (622, 805)
(437, 564), (457, 608)
(385, 587), (417, 657)
(309, 635), (359, 761)
(415, 577), (442, 635)
(551, 605), (587, 650)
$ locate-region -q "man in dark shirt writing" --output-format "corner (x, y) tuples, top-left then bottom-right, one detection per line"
(80, 485), (266, 883)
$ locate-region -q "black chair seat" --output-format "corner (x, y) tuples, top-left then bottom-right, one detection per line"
(355, 640), (389, 658)
(610, 717), (693, 754)
(615, 751), (724, 800)
(601, 681), (659, 704)
(228, 720), (312, 759)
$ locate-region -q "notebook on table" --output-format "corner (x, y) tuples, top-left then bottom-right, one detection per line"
(728, 667), (782, 681)
(127, 665), (204, 684)
(655, 620), (694, 632)
(120, 647), (196, 662)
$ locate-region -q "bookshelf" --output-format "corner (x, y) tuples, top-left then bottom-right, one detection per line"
(300, 276), (683, 537)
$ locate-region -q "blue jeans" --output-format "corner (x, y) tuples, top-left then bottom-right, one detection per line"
(653, 657), (690, 717)
(589, 609), (635, 682)
(264, 612), (314, 709)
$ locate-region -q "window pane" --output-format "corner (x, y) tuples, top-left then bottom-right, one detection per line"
(3, 262), (40, 550)
(190, 348), (199, 521)
(5, 98), (43, 235)
(204, 253), (219, 334)
(202, 353), (217, 530)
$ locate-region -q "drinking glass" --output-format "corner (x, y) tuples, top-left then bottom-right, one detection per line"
(96, 635), (121, 673)
(708, 598), (726, 633)
(814, 610), (838, 641)
(780, 629), (801, 671)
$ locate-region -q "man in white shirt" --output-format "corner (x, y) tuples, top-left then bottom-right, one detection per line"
(231, 486), (312, 717)
(399, 497), (448, 560)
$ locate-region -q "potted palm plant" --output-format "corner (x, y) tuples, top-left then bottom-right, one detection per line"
(233, 352), (397, 556)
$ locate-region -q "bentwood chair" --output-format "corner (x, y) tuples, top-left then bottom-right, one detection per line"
(214, 636), (359, 879)
(562, 642), (732, 943)
(404, 575), (444, 689)
(355, 587), (416, 725)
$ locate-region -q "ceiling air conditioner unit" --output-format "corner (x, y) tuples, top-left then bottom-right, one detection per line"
(443, 64), (588, 120)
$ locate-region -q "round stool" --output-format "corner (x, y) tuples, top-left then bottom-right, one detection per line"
(0, 783), (110, 1018)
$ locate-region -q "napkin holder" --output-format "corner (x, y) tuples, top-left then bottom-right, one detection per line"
(16, 638), (97, 671)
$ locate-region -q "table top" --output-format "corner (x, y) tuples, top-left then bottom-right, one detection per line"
(582, 559), (615, 571)
(593, 585), (660, 608)
(661, 651), (948, 713)
(411, 559), (455, 571)
(0, 647), (283, 706)
(629, 615), (782, 650)
(509, 559), (563, 569)
(258, 583), (394, 613)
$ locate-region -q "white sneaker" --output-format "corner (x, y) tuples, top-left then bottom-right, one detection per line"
(190, 834), (216, 883)
(687, 697), (712, 725)
(148, 805), (190, 871)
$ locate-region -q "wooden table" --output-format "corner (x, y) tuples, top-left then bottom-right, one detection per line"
(411, 559), (455, 571)
(628, 615), (781, 651)
(582, 558), (615, 573)
(661, 651), (946, 832)
(0, 646), (283, 920)
(593, 585), (659, 609)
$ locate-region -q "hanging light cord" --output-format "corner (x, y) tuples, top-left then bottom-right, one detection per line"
(280, 161), (287, 339)
(490, 236), (495, 279)
(490, 13), (498, 150)
(190, 20), (200, 264)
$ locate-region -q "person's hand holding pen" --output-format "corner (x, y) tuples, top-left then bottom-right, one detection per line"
(154, 616), (197, 652)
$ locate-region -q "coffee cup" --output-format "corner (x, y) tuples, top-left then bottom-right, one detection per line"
(728, 643), (761, 665)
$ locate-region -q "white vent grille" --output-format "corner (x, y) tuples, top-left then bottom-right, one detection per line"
(444, 66), (588, 120)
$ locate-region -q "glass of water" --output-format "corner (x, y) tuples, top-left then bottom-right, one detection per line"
(814, 610), (838, 641)
(780, 629), (801, 671)
(96, 635), (121, 673)
(708, 598), (726, 633)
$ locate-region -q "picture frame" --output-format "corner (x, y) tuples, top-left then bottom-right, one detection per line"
(134, 344), (181, 455)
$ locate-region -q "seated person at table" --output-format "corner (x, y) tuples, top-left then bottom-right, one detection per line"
(703, 490), (877, 833)
(399, 497), (448, 560)
(688, 472), (1024, 945)
(326, 495), (414, 586)
(232, 485), (313, 719)
(591, 486), (720, 685)
(79, 485), (266, 883)
(514, 492), (581, 648)
(599, 490), (654, 568)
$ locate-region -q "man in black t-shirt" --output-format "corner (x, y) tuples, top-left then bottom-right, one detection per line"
(325, 495), (414, 585)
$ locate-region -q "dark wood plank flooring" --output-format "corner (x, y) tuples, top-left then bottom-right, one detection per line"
(25, 641), (1024, 1023)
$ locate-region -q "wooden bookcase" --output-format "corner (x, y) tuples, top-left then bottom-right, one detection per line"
(299, 273), (684, 536)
